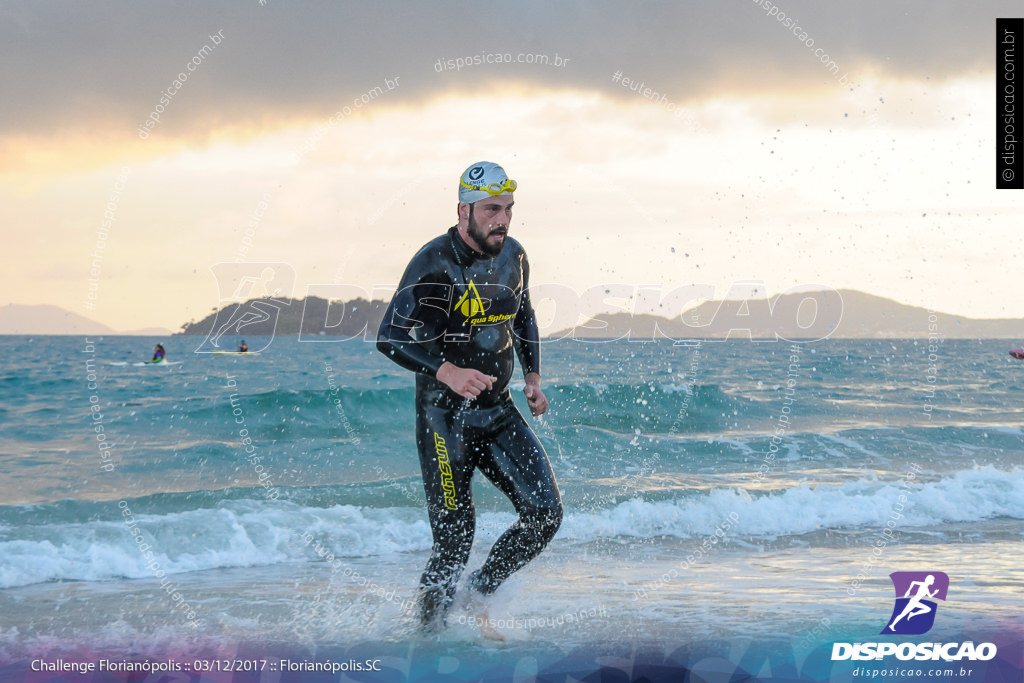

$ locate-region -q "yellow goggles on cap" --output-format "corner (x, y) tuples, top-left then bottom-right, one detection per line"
(459, 177), (517, 195)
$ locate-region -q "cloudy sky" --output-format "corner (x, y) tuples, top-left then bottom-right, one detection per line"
(3, 1), (1021, 332)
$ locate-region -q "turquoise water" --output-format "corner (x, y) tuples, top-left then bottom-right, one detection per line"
(0, 335), (1021, 678)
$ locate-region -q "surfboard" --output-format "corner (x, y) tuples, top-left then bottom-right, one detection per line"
(212, 351), (261, 356)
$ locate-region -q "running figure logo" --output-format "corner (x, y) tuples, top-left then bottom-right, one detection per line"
(881, 571), (949, 635)
(194, 262), (295, 353)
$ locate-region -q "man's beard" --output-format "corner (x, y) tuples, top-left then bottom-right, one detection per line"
(467, 207), (507, 257)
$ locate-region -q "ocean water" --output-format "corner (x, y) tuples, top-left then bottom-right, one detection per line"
(1, 335), (1022, 681)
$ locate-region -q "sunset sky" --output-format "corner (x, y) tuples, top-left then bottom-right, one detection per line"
(3, 1), (1022, 332)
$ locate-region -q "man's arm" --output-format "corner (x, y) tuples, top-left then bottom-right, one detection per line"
(376, 249), (496, 399)
(376, 251), (450, 376)
(512, 252), (548, 415)
(511, 251), (541, 377)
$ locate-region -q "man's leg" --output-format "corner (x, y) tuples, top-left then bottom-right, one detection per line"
(469, 405), (562, 595)
(415, 404), (477, 629)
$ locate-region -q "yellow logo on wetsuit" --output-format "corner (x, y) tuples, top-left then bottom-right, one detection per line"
(455, 279), (516, 325)
(434, 432), (458, 510)
(455, 281), (486, 319)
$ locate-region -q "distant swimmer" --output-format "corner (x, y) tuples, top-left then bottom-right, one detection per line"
(238, 340), (248, 353)
(152, 343), (166, 363)
(376, 161), (561, 639)
(888, 574), (939, 631)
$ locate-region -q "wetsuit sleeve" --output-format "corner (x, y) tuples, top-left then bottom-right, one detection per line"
(376, 250), (451, 377)
(512, 251), (541, 377)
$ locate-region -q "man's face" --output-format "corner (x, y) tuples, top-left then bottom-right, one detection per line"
(465, 195), (514, 257)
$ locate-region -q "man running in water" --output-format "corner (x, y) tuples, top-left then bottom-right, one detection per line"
(376, 161), (562, 637)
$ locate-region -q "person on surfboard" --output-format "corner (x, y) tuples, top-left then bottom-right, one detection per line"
(238, 340), (248, 353)
(152, 343), (166, 363)
(376, 162), (561, 639)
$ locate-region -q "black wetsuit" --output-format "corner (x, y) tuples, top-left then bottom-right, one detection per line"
(376, 226), (562, 626)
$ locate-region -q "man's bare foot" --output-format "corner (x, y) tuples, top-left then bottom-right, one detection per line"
(465, 586), (506, 642)
(476, 608), (506, 642)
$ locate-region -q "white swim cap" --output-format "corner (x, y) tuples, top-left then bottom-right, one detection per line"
(458, 161), (517, 204)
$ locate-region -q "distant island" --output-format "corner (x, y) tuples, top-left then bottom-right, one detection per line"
(173, 289), (1024, 340)
(178, 297), (388, 339)
(5, 290), (1022, 338)
(0, 304), (170, 336)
